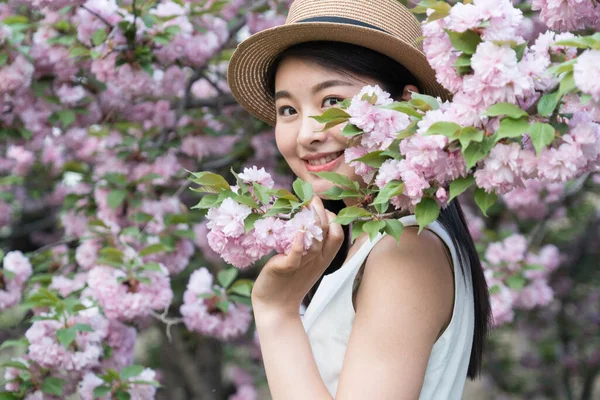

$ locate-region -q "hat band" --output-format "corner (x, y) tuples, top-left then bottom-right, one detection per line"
(296, 16), (387, 34)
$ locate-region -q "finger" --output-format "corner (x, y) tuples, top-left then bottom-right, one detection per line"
(322, 211), (345, 258)
(285, 231), (305, 270)
(310, 196), (329, 236)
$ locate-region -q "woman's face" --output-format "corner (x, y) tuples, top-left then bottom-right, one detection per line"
(274, 56), (379, 198)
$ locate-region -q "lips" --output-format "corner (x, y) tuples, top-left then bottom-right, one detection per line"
(303, 151), (344, 172)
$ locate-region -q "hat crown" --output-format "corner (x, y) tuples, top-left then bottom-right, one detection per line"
(286, 0), (423, 50)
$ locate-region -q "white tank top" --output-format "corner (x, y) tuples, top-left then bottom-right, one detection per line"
(300, 215), (475, 399)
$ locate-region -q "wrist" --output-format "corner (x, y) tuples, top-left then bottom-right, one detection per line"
(252, 301), (300, 325)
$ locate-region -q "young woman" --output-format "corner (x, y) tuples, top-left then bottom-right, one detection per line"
(227, 1), (491, 399)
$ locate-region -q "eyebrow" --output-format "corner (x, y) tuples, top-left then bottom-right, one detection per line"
(274, 79), (355, 101)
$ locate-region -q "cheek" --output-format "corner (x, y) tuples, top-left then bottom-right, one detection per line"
(275, 130), (297, 163)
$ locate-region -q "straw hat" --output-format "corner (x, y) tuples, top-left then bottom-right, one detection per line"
(227, 0), (449, 126)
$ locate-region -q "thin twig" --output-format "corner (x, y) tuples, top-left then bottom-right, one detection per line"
(81, 5), (114, 29)
(151, 308), (184, 343)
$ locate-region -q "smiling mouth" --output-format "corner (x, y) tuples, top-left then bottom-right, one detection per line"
(305, 151), (344, 166)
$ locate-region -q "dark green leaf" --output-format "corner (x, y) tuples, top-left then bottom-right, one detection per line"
(228, 279), (254, 297)
(351, 221), (366, 242)
(414, 198), (440, 233)
(91, 28), (107, 46)
(116, 390), (131, 400)
(484, 102), (528, 119)
(362, 220), (386, 241)
(217, 268), (238, 289)
(384, 219), (405, 244)
(426, 121), (461, 138)
(409, 91), (440, 110)
(107, 189), (127, 209)
(537, 91), (560, 116)
(120, 365), (145, 380)
(457, 127), (484, 149)
(139, 243), (169, 257)
(474, 188), (497, 216)
(494, 117), (530, 141)
(244, 213), (261, 233)
(312, 172), (357, 189)
(334, 206), (372, 225)
(381, 102), (423, 118)
(293, 178), (313, 202)
(341, 123), (363, 137)
(56, 327), (76, 348)
(529, 122), (555, 155)
(445, 29), (482, 55)
(350, 151), (388, 168)
(94, 386), (112, 398)
(252, 183), (270, 204)
(41, 377), (64, 396)
(448, 176), (474, 201)
(141, 262), (163, 272)
(216, 300), (230, 313)
(72, 323), (93, 332)
(506, 275), (526, 290)
(558, 71), (575, 96)
(188, 171), (230, 191)
(373, 181), (405, 205)
(310, 108), (350, 124)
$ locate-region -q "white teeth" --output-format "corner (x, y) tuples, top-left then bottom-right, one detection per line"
(307, 152), (343, 166)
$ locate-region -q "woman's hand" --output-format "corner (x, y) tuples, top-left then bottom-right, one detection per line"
(251, 196), (345, 317)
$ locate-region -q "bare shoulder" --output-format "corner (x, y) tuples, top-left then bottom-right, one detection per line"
(336, 227), (456, 398)
(355, 225), (455, 336)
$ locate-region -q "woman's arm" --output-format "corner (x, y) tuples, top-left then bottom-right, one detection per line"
(335, 227), (454, 400)
(253, 307), (333, 400)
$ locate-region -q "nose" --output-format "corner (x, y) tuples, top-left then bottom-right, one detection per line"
(296, 114), (327, 148)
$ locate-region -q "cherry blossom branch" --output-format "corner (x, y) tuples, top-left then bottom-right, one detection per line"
(80, 5), (114, 29)
(151, 308), (183, 343)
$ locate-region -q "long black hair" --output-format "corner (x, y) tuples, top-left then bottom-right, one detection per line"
(265, 41), (491, 380)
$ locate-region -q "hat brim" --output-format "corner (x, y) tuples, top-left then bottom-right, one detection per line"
(227, 22), (450, 126)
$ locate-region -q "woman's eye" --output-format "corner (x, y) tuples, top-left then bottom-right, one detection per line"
(323, 97), (343, 107)
(278, 106), (296, 117)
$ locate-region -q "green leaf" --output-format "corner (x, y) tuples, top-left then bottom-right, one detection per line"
(1, 360), (29, 370)
(228, 279), (254, 297)
(381, 102), (423, 118)
(558, 71), (575, 96)
(217, 268), (239, 289)
(41, 377), (64, 396)
(188, 171), (230, 191)
(93, 385), (112, 398)
(244, 213), (261, 233)
(448, 176), (475, 201)
(107, 189), (127, 209)
(72, 323), (93, 332)
(321, 186), (344, 200)
(263, 198), (292, 217)
(271, 188), (298, 201)
(139, 243), (169, 257)
(0, 392), (20, 400)
(57, 109), (76, 127)
(116, 390), (131, 400)
(494, 117), (530, 141)
(91, 28), (107, 46)
(312, 172), (357, 189)
(484, 102), (528, 119)
(474, 188), (497, 216)
(0, 338), (29, 352)
(409, 91), (440, 110)
(216, 300), (230, 313)
(141, 262), (163, 272)
(252, 183), (270, 204)
(350, 151), (388, 168)
(529, 122), (555, 155)
(445, 29), (482, 55)
(233, 195), (260, 209)
(414, 198), (440, 234)
(56, 327), (76, 348)
(362, 220), (386, 241)
(537, 91), (560, 116)
(426, 121), (461, 138)
(548, 58), (577, 75)
(351, 221), (366, 242)
(341, 123), (363, 137)
(120, 365), (145, 380)
(506, 275), (526, 290)
(462, 138), (494, 170)
(457, 127), (484, 149)
(334, 206), (372, 225)
(293, 178), (313, 202)
(310, 108), (350, 124)
(384, 219), (405, 244)
(373, 181), (405, 205)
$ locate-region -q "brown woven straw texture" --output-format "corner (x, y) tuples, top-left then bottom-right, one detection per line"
(227, 0), (449, 126)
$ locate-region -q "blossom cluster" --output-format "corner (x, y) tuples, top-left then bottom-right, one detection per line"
(204, 167), (323, 269)
(0, 251), (33, 310)
(483, 234), (560, 326)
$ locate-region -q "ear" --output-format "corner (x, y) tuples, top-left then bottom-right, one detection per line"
(401, 85), (420, 101)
